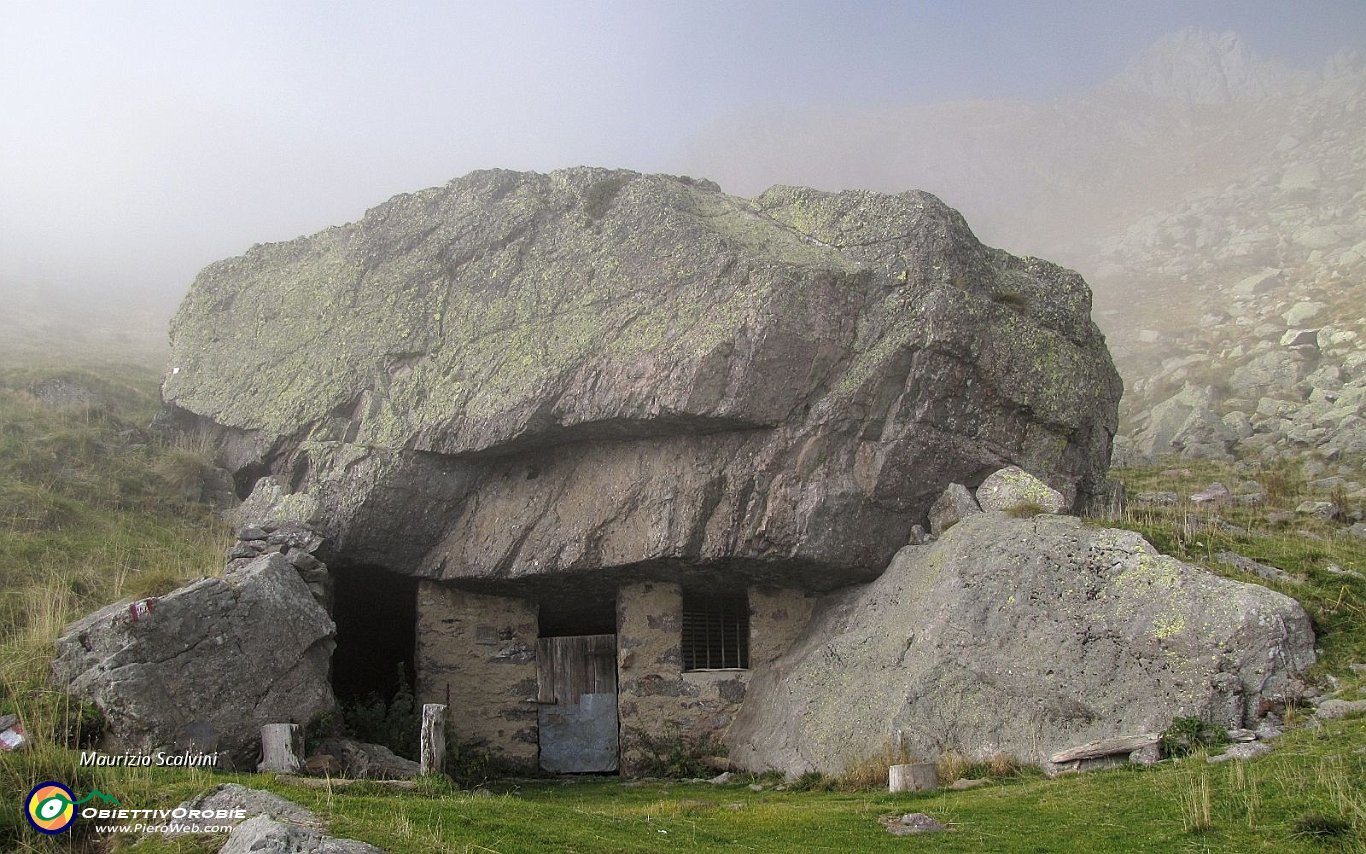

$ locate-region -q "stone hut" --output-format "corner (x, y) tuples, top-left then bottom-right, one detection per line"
(148, 167), (1142, 773)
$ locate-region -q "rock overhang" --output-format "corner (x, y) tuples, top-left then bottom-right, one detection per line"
(163, 167), (1123, 588)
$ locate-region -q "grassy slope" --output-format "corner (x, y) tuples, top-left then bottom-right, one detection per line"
(1109, 460), (1366, 692)
(0, 358), (229, 748)
(1, 358), (1363, 852)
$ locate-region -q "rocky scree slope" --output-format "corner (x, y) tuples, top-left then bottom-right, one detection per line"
(1107, 60), (1366, 466)
(162, 168), (1121, 590)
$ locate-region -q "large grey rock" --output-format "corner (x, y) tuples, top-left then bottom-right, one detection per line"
(1279, 163), (1322, 192)
(1313, 699), (1366, 720)
(1230, 268), (1283, 297)
(1134, 491), (1179, 506)
(974, 466), (1067, 514)
(1222, 411), (1254, 440)
(314, 737), (421, 780)
(1230, 353), (1307, 398)
(1283, 301), (1327, 326)
(160, 169), (1122, 592)
(1190, 482), (1231, 505)
(1215, 551), (1300, 585)
(51, 554), (336, 769)
(726, 513), (1314, 776)
(218, 815), (386, 854)
(162, 784), (322, 837)
(1296, 500), (1341, 520)
(928, 484), (980, 535)
(28, 377), (100, 409)
(1207, 742), (1273, 763)
(1280, 328), (1320, 348)
(1048, 733), (1160, 763)
(1132, 384), (1229, 458)
(1333, 562), (1366, 582)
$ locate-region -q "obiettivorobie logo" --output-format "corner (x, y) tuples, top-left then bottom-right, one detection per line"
(22, 781), (245, 836)
(24, 782), (119, 834)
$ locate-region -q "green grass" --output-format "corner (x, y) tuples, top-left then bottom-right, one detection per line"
(4, 716), (1363, 852)
(1, 359), (1363, 852)
(1107, 459), (1366, 692)
(0, 360), (229, 747)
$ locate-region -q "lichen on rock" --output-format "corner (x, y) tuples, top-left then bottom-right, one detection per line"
(162, 167), (1123, 590)
(726, 513), (1315, 775)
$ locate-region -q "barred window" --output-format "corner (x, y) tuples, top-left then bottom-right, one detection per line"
(681, 590), (749, 671)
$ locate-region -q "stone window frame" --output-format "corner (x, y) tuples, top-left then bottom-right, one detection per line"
(680, 589), (750, 671)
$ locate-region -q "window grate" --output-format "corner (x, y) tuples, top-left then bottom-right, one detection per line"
(681, 590), (749, 671)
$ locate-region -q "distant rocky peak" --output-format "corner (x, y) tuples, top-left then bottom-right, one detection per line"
(1109, 28), (1311, 104)
(1323, 47), (1365, 79)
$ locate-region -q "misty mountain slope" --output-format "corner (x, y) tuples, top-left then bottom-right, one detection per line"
(1092, 64), (1366, 463)
(0, 279), (168, 364)
(1108, 27), (1316, 103)
(677, 29), (1366, 466)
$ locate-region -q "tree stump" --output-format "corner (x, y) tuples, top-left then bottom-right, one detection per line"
(258, 723), (303, 773)
(889, 762), (938, 793)
(420, 704), (447, 777)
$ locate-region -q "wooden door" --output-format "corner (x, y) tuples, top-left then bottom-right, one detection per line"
(536, 634), (618, 772)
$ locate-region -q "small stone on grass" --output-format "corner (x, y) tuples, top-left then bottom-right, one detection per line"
(883, 812), (949, 835)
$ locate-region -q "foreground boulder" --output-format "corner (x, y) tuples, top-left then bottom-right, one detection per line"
(52, 554), (336, 769)
(974, 465), (1068, 513)
(727, 512), (1314, 775)
(312, 737), (421, 780)
(162, 784), (323, 838)
(219, 815), (385, 854)
(928, 483), (980, 535)
(161, 167), (1122, 589)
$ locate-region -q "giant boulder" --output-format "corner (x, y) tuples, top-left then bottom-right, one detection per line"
(51, 554), (336, 769)
(727, 512), (1314, 775)
(161, 168), (1121, 590)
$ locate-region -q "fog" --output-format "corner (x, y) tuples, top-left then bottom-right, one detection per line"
(3, 0), (1365, 325)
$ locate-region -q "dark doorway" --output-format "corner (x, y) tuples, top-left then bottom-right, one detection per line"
(330, 563), (418, 701)
(537, 589), (616, 638)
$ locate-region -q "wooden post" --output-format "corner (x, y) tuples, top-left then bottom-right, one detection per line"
(889, 762), (938, 793)
(420, 703), (447, 777)
(258, 723), (302, 773)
